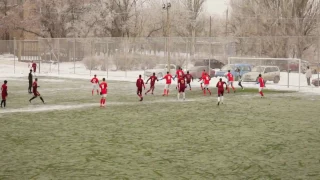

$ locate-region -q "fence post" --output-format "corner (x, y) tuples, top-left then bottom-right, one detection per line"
(90, 39), (92, 77)
(38, 38), (40, 74)
(125, 38), (127, 78)
(73, 39), (76, 74)
(58, 39), (60, 75)
(107, 42), (109, 79)
(13, 37), (16, 74)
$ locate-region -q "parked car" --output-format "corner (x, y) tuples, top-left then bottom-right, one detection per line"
(194, 59), (225, 69)
(144, 64), (177, 78)
(242, 66), (280, 83)
(188, 66), (215, 78)
(312, 78), (320, 86)
(311, 64), (320, 74)
(279, 60), (309, 73)
(214, 63), (252, 80)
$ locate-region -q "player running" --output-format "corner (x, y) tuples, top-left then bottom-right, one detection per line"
(1, 80), (8, 108)
(175, 67), (184, 89)
(91, 74), (100, 96)
(29, 78), (45, 104)
(235, 67), (244, 90)
(136, 75), (145, 101)
(184, 71), (193, 90)
(177, 76), (186, 100)
(257, 74), (265, 98)
(160, 71), (174, 96)
(28, 69), (33, 94)
(200, 72), (211, 95)
(99, 78), (107, 107)
(216, 78), (227, 106)
(226, 70), (236, 93)
(145, 73), (158, 95)
(29, 61), (37, 73)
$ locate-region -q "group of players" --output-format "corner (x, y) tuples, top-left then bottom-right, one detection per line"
(89, 67), (265, 107)
(0, 66), (265, 109)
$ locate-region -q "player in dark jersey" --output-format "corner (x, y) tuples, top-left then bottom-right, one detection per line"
(136, 75), (145, 101)
(177, 77), (186, 100)
(29, 78), (45, 104)
(216, 78), (227, 105)
(1, 80), (8, 108)
(145, 73), (158, 95)
(184, 71), (193, 90)
(28, 69), (33, 93)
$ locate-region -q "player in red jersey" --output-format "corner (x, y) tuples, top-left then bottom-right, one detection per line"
(29, 78), (45, 104)
(136, 75), (145, 101)
(29, 61), (37, 73)
(99, 78), (107, 107)
(200, 73), (211, 95)
(177, 77), (186, 100)
(91, 74), (100, 96)
(175, 67), (184, 89)
(226, 70), (236, 93)
(216, 78), (227, 106)
(184, 71), (193, 90)
(199, 69), (206, 90)
(161, 71), (174, 96)
(145, 73), (158, 95)
(257, 74), (265, 98)
(1, 80), (8, 108)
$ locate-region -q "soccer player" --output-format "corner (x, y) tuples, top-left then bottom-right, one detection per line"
(1, 80), (8, 108)
(145, 73), (158, 95)
(216, 78), (227, 106)
(199, 69), (206, 90)
(226, 70), (236, 93)
(184, 71), (193, 90)
(29, 61), (37, 73)
(177, 76), (186, 100)
(136, 75), (145, 101)
(161, 71), (173, 96)
(235, 67), (244, 90)
(201, 73), (211, 95)
(91, 74), (100, 96)
(29, 78), (45, 104)
(257, 74), (265, 98)
(175, 67), (184, 89)
(99, 78), (107, 107)
(28, 69), (33, 93)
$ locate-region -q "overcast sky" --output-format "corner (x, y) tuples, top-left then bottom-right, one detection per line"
(205, 0), (229, 16)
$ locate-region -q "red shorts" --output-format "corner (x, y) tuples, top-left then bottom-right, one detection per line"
(1, 94), (6, 100)
(218, 89), (224, 96)
(33, 91), (40, 96)
(179, 87), (186, 93)
(137, 88), (142, 95)
(150, 84), (155, 89)
(33, 68), (36, 72)
(186, 80), (191, 84)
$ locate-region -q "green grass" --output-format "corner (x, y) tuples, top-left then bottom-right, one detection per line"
(0, 77), (320, 179)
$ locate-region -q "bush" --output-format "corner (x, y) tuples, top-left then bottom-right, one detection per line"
(83, 56), (102, 70)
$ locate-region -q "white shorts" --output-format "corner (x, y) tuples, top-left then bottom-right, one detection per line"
(165, 84), (171, 89)
(203, 84), (209, 88)
(92, 84), (99, 90)
(228, 81), (234, 86)
(101, 94), (107, 98)
(259, 87), (263, 92)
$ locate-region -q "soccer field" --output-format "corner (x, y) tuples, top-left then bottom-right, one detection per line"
(0, 77), (320, 179)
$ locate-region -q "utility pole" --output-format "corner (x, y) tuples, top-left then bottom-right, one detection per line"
(163, 2), (171, 73)
(209, 16), (212, 37)
(225, 8), (228, 37)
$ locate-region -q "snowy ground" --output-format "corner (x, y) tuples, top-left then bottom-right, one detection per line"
(1, 53), (320, 95)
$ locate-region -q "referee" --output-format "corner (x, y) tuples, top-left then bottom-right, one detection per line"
(28, 69), (33, 93)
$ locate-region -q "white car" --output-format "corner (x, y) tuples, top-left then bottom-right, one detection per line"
(242, 66), (280, 83)
(144, 64), (177, 78)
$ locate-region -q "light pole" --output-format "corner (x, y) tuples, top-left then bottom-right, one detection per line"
(163, 2), (171, 73)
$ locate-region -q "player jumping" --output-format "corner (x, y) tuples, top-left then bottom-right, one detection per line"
(184, 71), (193, 90)
(257, 74), (265, 98)
(91, 74), (100, 96)
(99, 78), (107, 107)
(145, 73), (158, 95)
(226, 70), (236, 93)
(177, 76), (186, 100)
(216, 78), (227, 106)
(199, 72), (211, 95)
(136, 75), (145, 101)
(160, 71), (173, 96)
(29, 78), (45, 104)
(1, 80), (8, 108)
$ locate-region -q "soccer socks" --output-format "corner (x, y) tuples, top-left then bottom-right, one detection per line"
(200, 83), (203, 90)
(177, 93), (180, 100)
(0, 100), (3, 107)
(40, 97), (45, 104)
(259, 91), (264, 97)
(167, 89), (169, 95)
(163, 89), (167, 95)
(208, 89), (211, 95)
(100, 99), (106, 106)
(221, 96), (224, 103)
(100, 99), (103, 106)
(29, 96), (36, 102)
(92, 90), (94, 96)
(203, 89), (206, 95)
(183, 93), (185, 100)
(97, 90), (99, 95)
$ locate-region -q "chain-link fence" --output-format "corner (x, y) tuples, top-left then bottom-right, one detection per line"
(0, 37), (319, 90)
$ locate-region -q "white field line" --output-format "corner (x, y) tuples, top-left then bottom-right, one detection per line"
(0, 99), (196, 114)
